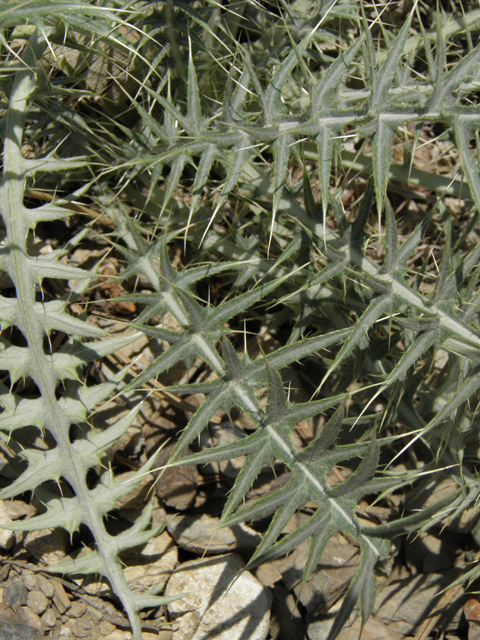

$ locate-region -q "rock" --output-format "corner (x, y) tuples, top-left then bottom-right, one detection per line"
(101, 632), (171, 640)
(4, 499), (35, 520)
(21, 570), (37, 591)
(198, 421), (246, 478)
(465, 597), (480, 640)
(155, 444), (202, 511)
(76, 616), (94, 631)
(42, 608), (57, 627)
(122, 530), (178, 593)
(59, 619), (82, 637)
(0, 561), (9, 583)
(86, 604), (104, 624)
(69, 601), (87, 618)
(26, 588), (49, 615)
(374, 571), (466, 636)
(4, 579), (28, 605)
(305, 598), (351, 640)
(167, 513), (262, 555)
(165, 553), (272, 640)
(24, 528), (69, 564)
(79, 593), (118, 619)
(307, 608), (404, 640)
(101, 631), (130, 640)
(255, 562), (283, 588)
(0, 604), (42, 640)
(36, 573), (55, 599)
(114, 472), (154, 511)
(52, 580), (71, 614)
(0, 500), (15, 549)
(269, 583), (305, 640)
(99, 621), (116, 635)
(75, 530), (177, 596)
(406, 477), (479, 533)
(278, 535), (360, 616)
(405, 531), (460, 573)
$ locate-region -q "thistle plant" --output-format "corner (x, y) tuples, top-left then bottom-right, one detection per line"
(1, 2), (480, 640)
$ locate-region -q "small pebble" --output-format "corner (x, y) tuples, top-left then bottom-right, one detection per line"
(42, 608), (57, 627)
(0, 500), (15, 550)
(75, 616), (94, 630)
(68, 601), (87, 618)
(99, 620), (116, 635)
(52, 581), (71, 613)
(87, 604), (103, 624)
(4, 579), (28, 605)
(27, 588), (49, 615)
(0, 563), (10, 582)
(22, 571), (37, 591)
(37, 574), (55, 599)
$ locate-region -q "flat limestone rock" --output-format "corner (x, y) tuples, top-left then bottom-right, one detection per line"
(278, 536), (360, 616)
(122, 530), (178, 592)
(24, 528), (69, 564)
(165, 553), (271, 640)
(309, 569), (466, 639)
(374, 570), (466, 636)
(404, 530), (459, 573)
(74, 530), (177, 596)
(0, 500), (15, 550)
(166, 513), (262, 555)
(307, 609), (404, 640)
(406, 477), (479, 534)
(155, 444), (201, 511)
(0, 604), (42, 640)
(269, 583), (305, 640)
(198, 421), (246, 478)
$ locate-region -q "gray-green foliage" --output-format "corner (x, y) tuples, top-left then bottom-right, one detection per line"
(0, 16), (186, 640)
(1, 1), (480, 639)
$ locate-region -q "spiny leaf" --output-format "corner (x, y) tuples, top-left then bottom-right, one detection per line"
(311, 36), (364, 109)
(383, 198), (398, 274)
(186, 143), (217, 234)
(325, 545), (377, 640)
(432, 219), (455, 306)
(430, 38), (480, 108)
(317, 293), (392, 391)
(364, 487), (461, 537)
(265, 362), (287, 423)
(303, 516), (338, 582)
(371, 14), (413, 108)
(329, 437), (379, 498)
(395, 204), (437, 269)
(221, 334), (244, 380)
(299, 405), (344, 460)
(270, 133), (293, 246)
(264, 22), (323, 118)
(372, 116), (402, 218)
(350, 177), (374, 251)
(316, 122), (343, 222)
(454, 118), (480, 213)
(222, 441), (275, 519)
(168, 392), (345, 470)
(187, 39), (203, 134)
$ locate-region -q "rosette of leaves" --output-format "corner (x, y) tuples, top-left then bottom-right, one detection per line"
(113, 162), (480, 636)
